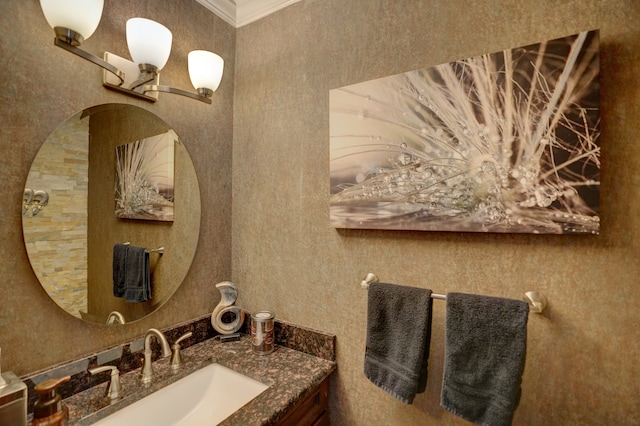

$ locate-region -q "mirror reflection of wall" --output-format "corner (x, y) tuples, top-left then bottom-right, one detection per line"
(23, 104), (201, 324)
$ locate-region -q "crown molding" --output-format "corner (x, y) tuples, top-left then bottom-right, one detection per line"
(194, 0), (237, 26)
(235, 0), (300, 27)
(195, 0), (301, 28)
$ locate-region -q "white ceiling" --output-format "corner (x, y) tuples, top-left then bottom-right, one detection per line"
(194, 0), (301, 27)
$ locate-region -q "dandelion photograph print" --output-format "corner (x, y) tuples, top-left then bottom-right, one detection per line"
(115, 130), (176, 222)
(330, 30), (600, 234)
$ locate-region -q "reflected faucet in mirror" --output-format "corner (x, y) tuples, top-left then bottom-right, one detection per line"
(106, 311), (126, 325)
(22, 104), (201, 324)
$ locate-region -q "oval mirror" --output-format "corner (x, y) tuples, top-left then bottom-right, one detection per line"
(22, 104), (201, 324)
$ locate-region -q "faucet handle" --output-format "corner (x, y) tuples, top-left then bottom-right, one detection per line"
(170, 332), (193, 371)
(89, 365), (121, 400)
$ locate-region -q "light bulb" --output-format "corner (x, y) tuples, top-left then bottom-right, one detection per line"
(126, 18), (172, 71)
(188, 50), (224, 92)
(40, 0), (104, 41)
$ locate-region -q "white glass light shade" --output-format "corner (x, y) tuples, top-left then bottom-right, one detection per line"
(40, 0), (104, 40)
(126, 18), (172, 70)
(188, 51), (224, 92)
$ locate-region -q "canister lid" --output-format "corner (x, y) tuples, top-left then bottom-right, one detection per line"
(252, 311), (274, 319)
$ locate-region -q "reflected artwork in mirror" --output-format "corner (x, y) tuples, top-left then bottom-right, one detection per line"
(23, 104), (201, 324)
(115, 134), (175, 221)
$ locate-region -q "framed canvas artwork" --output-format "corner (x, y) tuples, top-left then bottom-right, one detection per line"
(330, 30), (600, 234)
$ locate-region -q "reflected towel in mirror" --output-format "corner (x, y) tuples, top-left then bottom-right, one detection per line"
(112, 243), (151, 302)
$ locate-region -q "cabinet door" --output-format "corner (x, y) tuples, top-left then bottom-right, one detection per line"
(276, 377), (329, 426)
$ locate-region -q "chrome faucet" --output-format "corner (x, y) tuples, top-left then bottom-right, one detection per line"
(140, 328), (171, 384)
(170, 332), (193, 371)
(89, 365), (121, 399)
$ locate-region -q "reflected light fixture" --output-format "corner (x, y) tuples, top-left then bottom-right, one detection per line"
(39, 0), (223, 104)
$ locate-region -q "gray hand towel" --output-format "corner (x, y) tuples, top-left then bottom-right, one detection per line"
(123, 245), (151, 302)
(112, 243), (129, 298)
(441, 292), (529, 426)
(364, 282), (433, 404)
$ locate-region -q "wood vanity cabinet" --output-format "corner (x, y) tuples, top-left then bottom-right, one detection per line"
(275, 377), (329, 426)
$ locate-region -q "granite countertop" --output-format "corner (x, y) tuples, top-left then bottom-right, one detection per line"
(64, 335), (336, 425)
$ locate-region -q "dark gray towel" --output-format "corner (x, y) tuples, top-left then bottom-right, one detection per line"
(123, 245), (151, 302)
(364, 282), (433, 404)
(113, 244), (151, 302)
(441, 292), (529, 426)
(112, 243), (129, 298)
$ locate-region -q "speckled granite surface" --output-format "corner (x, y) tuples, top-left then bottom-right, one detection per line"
(66, 336), (335, 425)
(23, 315), (336, 425)
(272, 320), (336, 362)
(23, 315), (220, 415)
(240, 316), (336, 362)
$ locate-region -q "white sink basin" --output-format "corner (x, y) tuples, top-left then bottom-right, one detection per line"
(92, 363), (269, 426)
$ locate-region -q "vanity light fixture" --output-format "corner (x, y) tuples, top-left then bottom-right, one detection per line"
(39, 0), (224, 104)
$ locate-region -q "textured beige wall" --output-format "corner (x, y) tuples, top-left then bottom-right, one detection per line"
(2, 0), (639, 424)
(233, 1), (640, 424)
(0, 1), (234, 374)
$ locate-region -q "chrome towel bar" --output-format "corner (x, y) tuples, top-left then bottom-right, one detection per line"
(122, 241), (164, 255)
(360, 273), (547, 313)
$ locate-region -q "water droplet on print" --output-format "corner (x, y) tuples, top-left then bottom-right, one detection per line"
(481, 161), (495, 173)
